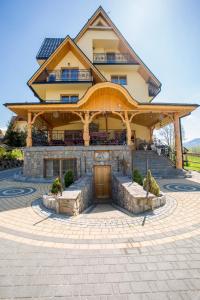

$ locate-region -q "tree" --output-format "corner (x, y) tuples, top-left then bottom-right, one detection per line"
(3, 119), (27, 147)
(155, 123), (185, 150)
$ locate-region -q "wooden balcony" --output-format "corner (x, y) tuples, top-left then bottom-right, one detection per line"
(32, 129), (127, 146)
(93, 53), (137, 64)
(36, 69), (93, 83)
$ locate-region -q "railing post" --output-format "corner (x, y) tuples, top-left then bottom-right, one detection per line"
(26, 112), (32, 147)
(174, 113), (183, 169)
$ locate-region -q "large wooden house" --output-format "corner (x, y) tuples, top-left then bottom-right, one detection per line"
(4, 6), (198, 198)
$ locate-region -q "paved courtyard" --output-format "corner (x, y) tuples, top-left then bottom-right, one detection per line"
(0, 168), (200, 299)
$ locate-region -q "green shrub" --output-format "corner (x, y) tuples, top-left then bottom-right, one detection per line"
(143, 169), (160, 196)
(132, 169), (143, 186)
(51, 177), (62, 195)
(64, 170), (74, 188)
(0, 148), (6, 159)
(6, 149), (24, 160)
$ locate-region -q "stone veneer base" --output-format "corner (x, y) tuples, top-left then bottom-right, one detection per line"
(23, 145), (133, 178)
(112, 173), (166, 214)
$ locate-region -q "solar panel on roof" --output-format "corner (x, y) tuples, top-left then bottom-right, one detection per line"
(36, 38), (64, 59)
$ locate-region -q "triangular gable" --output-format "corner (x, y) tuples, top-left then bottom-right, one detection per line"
(28, 35), (106, 86)
(75, 6), (161, 89)
(91, 16), (110, 28)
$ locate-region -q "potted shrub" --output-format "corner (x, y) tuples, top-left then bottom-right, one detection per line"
(64, 170), (74, 188)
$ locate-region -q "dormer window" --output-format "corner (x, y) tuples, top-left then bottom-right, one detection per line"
(111, 75), (127, 85)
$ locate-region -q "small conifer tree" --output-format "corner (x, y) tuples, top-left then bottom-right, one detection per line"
(143, 170), (160, 196)
(64, 170), (74, 188)
(132, 169), (143, 186)
(51, 177), (62, 195)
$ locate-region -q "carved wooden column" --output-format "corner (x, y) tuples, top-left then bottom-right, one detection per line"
(174, 113), (182, 169)
(124, 111), (132, 146)
(83, 112), (90, 146)
(26, 112), (32, 147)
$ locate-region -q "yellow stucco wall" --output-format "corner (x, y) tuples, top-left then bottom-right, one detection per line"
(77, 29), (119, 61)
(53, 50), (85, 70)
(98, 66), (149, 102)
(45, 84), (91, 100)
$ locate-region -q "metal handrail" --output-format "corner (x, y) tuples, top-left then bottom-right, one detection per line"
(93, 53), (137, 64)
(45, 69), (92, 82)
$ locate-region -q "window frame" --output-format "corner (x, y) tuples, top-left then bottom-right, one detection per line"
(60, 94), (79, 103)
(111, 75), (127, 85)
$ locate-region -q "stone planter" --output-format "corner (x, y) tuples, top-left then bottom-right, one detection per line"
(42, 175), (93, 216)
(42, 194), (59, 213)
(112, 173), (166, 214)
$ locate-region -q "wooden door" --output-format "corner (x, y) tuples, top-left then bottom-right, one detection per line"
(94, 165), (111, 201)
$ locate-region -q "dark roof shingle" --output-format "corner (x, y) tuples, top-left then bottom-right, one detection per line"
(36, 38), (64, 60)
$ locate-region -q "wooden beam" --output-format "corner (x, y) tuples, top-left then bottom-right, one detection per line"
(174, 113), (182, 169)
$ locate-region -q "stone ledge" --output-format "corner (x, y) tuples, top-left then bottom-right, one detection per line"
(112, 173), (166, 214)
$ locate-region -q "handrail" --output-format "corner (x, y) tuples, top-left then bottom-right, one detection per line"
(41, 69), (92, 82)
(93, 53), (137, 64)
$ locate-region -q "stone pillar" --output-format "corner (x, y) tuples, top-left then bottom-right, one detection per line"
(83, 112), (90, 146)
(124, 111), (132, 146)
(26, 112), (32, 147)
(174, 113), (182, 169)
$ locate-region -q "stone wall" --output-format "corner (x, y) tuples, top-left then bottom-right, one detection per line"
(0, 159), (23, 171)
(43, 175), (93, 216)
(23, 146), (133, 178)
(112, 173), (166, 214)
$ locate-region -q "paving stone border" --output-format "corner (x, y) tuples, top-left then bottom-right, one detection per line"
(32, 195), (177, 227)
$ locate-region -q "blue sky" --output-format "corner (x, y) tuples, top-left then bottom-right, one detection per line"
(0, 0), (199, 140)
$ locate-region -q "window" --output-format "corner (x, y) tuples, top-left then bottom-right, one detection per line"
(111, 75), (127, 85)
(61, 68), (78, 81)
(61, 95), (79, 103)
(44, 159), (77, 178)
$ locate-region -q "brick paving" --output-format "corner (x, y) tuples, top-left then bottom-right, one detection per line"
(0, 169), (200, 298)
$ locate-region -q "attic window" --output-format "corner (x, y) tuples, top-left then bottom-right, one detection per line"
(111, 75), (127, 85)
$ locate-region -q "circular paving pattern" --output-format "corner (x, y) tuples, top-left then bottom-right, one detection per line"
(163, 183), (200, 192)
(0, 178), (200, 250)
(0, 187), (37, 198)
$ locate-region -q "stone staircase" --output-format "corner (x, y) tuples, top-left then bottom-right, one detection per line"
(132, 150), (187, 179)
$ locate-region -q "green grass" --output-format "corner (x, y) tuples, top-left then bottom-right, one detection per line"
(184, 155), (200, 172)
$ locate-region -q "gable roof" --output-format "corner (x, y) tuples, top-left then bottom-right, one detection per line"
(28, 35), (106, 86)
(75, 6), (161, 89)
(36, 38), (64, 60)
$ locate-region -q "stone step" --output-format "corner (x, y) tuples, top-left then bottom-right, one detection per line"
(132, 150), (186, 179)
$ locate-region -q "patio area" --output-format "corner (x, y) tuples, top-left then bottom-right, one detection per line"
(0, 168), (200, 298)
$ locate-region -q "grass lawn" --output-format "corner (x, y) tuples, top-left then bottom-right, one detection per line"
(184, 155), (200, 172)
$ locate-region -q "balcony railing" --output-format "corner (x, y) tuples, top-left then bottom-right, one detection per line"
(32, 129), (127, 146)
(93, 53), (137, 64)
(44, 69), (92, 83)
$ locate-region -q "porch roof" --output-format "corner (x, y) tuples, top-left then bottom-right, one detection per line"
(4, 101), (198, 129)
